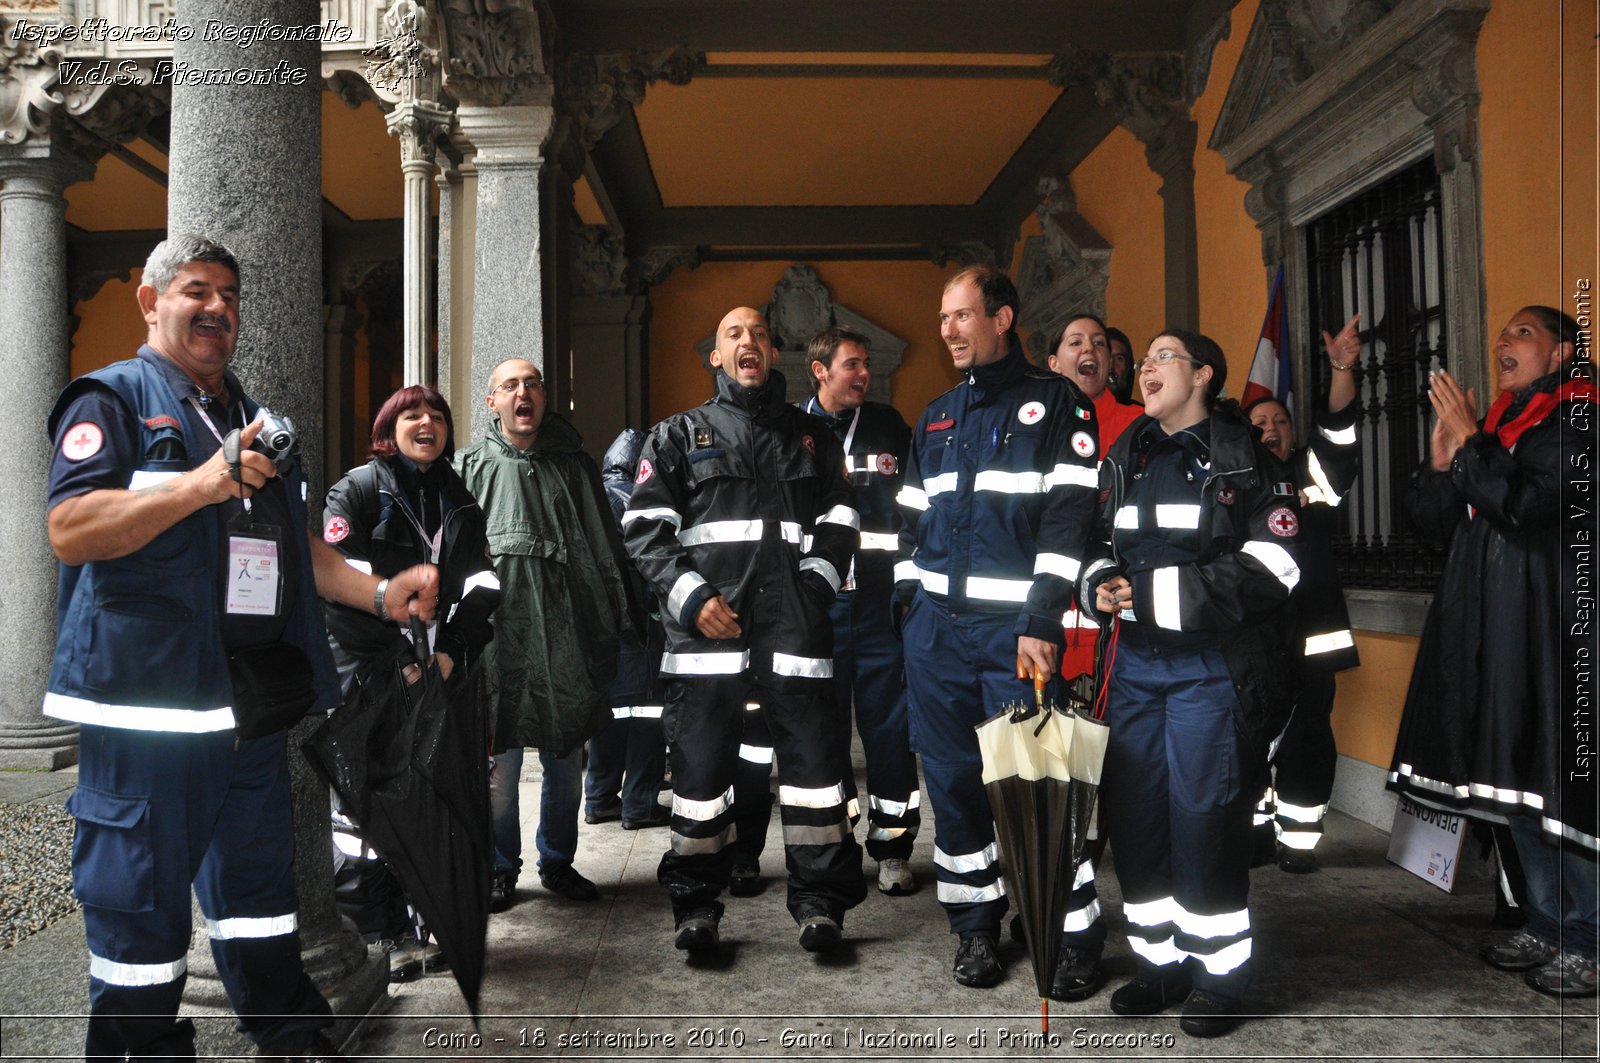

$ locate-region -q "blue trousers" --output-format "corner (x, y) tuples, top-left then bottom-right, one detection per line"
(1510, 816), (1599, 959)
(901, 593), (1016, 936)
(585, 709), (666, 822)
(830, 588), (921, 860)
(490, 746), (582, 879)
(1103, 633), (1254, 997)
(70, 726), (330, 1059)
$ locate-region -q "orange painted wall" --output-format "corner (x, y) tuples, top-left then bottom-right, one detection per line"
(1478, 0), (1597, 357)
(648, 259), (959, 426)
(1331, 633), (1422, 767)
(1069, 126), (1165, 359)
(71, 273), (148, 378)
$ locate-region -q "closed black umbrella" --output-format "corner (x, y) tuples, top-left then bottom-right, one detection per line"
(304, 619), (492, 1020)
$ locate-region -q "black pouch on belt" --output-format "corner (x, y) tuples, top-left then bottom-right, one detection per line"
(228, 641), (316, 740)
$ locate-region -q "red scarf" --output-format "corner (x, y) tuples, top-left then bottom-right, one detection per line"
(1482, 378), (1598, 450)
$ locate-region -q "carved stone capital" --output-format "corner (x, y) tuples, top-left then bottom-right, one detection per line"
(456, 101), (553, 166)
(439, 0), (550, 108)
(1097, 55), (1191, 167)
(0, 28), (65, 145)
(387, 98), (452, 166)
(631, 245), (700, 289)
(571, 222), (628, 297)
(559, 47), (701, 154)
(0, 135), (96, 198)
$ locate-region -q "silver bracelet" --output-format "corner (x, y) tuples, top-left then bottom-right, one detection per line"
(373, 577), (389, 618)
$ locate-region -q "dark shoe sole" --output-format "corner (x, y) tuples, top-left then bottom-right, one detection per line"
(622, 815), (672, 830)
(799, 920), (842, 953)
(675, 925), (719, 954)
(1048, 974), (1105, 1003)
(540, 877), (599, 902)
(1109, 978), (1192, 1016)
(584, 807), (621, 825)
(729, 869), (763, 897)
(1180, 1014), (1244, 1038)
(953, 966), (1003, 988)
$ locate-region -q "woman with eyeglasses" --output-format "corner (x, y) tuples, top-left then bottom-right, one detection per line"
(317, 384), (499, 981)
(1078, 331), (1302, 1037)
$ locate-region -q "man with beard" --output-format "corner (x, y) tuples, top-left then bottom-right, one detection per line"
(623, 306), (866, 957)
(456, 358), (630, 913)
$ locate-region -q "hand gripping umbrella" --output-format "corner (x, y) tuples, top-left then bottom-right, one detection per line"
(304, 617), (493, 1020)
(976, 665), (1109, 1033)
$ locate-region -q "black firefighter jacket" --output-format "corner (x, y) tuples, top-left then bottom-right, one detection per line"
(622, 368), (858, 685)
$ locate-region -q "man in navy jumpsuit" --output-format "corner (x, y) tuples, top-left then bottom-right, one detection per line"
(800, 326), (922, 895)
(44, 234), (437, 1061)
(895, 267), (1099, 987)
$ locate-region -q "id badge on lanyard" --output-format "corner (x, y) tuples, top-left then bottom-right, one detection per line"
(192, 394), (288, 619)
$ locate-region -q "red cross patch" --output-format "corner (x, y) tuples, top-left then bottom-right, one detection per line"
(323, 515), (351, 544)
(61, 422), (104, 462)
(801, 435), (816, 455)
(1266, 506), (1299, 538)
(1018, 401), (1046, 425)
(1217, 487), (1236, 506)
(635, 458), (654, 485)
(1070, 430), (1095, 458)
(876, 452), (898, 476)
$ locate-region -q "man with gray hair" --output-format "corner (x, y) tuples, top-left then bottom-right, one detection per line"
(45, 233), (439, 1061)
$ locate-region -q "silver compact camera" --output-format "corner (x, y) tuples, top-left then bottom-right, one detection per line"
(252, 405), (298, 473)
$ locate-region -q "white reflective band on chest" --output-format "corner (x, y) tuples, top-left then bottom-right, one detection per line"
(974, 469), (1044, 495)
(679, 519), (763, 547)
(1190, 937), (1253, 975)
(739, 743), (775, 764)
(1114, 506), (1140, 529)
(1240, 540), (1300, 592)
(800, 556), (842, 593)
(90, 952), (187, 987)
(672, 785), (734, 822)
(859, 531), (899, 551)
(923, 471), (958, 498)
(1319, 423), (1358, 446)
(462, 570), (501, 595)
(1303, 629), (1355, 655)
(1046, 462), (1099, 490)
(937, 880), (1006, 904)
(665, 571), (709, 621)
(43, 693), (235, 733)
(894, 559), (920, 584)
(1305, 449), (1343, 507)
(897, 484), (930, 512)
(918, 567), (950, 595)
(772, 651), (833, 679)
(1173, 905), (1250, 941)
(1034, 552), (1081, 581)
(817, 504), (860, 529)
(207, 913), (298, 940)
(128, 470), (181, 490)
(342, 557), (374, 574)
(967, 575), (1032, 603)
(622, 505), (683, 531)
(846, 453), (887, 475)
(661, 649), (749, 675)
(1151, 566), (1182, 629)
(868, 791), (921, 817)
(934, 841), (1000, 873)
(1123, 895), (1181, 928)
(1156, 504), (1202, 529)
(780, 782), (845, 809)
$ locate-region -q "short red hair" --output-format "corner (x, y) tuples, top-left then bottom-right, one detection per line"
(370, 385), (455, 461)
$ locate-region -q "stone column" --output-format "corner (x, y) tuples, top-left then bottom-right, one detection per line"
(0, 140), (94, 770)
(456, 99), (554, 441)
(390, 103), (450, 387)
(436, 134), (478, 412)
(164, 0), (383, 1051)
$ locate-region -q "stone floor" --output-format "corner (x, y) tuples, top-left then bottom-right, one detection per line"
(2, 757), (1596, 1061)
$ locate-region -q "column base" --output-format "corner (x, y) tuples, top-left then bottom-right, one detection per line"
(0, 722), (79, 770)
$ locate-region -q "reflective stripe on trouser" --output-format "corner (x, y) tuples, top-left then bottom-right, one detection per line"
(73, 726), (330, 1060)
(730, 702), (775, 865)
(901, 594), (1016, 935)
(585, 710), (668, 821)
(658, 674), (866, 922)
(828, 588), (921, 860)
(1059, 856), (1108, 953)
(1268, 669), (1337, 853)
(1102, 634), (1254, 996)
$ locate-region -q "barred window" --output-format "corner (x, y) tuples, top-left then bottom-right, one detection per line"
(1304, 156), (1446, 591)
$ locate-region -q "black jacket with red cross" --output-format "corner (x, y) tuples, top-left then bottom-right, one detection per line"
(622, 368), (858, 684)
(1079, 402), (1304, 747)
(797, 397), (910, 594)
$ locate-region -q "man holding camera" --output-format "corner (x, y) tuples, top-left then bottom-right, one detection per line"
(43, 233), (438, 1062)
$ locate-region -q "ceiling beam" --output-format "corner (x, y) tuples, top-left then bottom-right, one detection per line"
(631, 205), (991, 254)
(977, 84), (1118, 231)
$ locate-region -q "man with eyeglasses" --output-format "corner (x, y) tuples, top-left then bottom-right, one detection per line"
(455, 358), (633, 913)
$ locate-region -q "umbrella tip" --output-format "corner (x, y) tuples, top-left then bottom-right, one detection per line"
(1041, 997), (1049, 1034)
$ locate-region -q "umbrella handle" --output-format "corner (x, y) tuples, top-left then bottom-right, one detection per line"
(409, 614), (430, 666)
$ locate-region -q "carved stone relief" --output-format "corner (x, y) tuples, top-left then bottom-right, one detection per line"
(437, 0), (548, 107)
(1015, 176), (1112, 363)
(560, 46), (700, 154)
(570, 221), (628, 297)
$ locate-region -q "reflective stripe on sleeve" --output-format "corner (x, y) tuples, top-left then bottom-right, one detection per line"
(461, 569), (501, 595)
(859, 531), (899, 551)
(772, 652), (833, 679)
(1304, 629), (1355, 656)
(43, 693), (235, 733)
(799, 557), (842, 593)
(933, 842), (999, 874)
(206, 914), (297, 940)
(665, 571), (709, 621)
(660, 649), (749, 675)
(1318, 422), (1357, 445)
(678, 519), (762, 547)
(1304, 448), (1343, 507)
(89, 953), (187, 987)
(779, 521), (804, 545)
(1034, 552), (1081, 581)
(974, 469), (1044, 495)
(622, 506), (682, 531)
(343, 558), (374, 574)
(128, 470), (182, 490)
(965, 575), (1032, 603)
(1150, 566), (1182, 630)
(1240, 540), (1300, 592)
(817, 504), (860, 529)
(1046, 462), (1099, 490)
